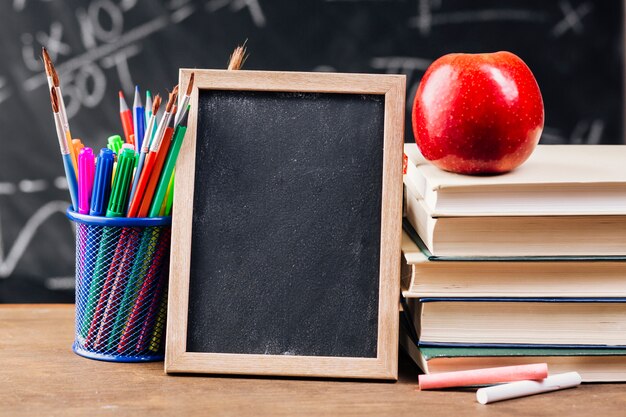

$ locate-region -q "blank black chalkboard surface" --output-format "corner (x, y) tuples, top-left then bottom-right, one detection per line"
(165, 70), (405, 379)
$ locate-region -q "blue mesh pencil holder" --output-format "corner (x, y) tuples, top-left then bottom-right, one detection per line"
(67, 209), (172, 362)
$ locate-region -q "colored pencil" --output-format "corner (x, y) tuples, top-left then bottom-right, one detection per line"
(127, 88), (178, 218)
(133, 85), (145, 151)
(129, 95), (161, 208)
(73, 139), (85, 158)
(160, 172), (175, 216)
(43, 48), (78, 176)
(119, 91), (135, 147)
(49, 87), (78, 210)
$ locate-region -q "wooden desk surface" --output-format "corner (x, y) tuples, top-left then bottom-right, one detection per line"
(1, 305), (624, 417)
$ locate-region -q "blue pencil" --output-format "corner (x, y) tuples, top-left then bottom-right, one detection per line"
(133, 85), (145, 151)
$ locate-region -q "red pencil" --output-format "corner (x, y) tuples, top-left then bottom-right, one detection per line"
(119, 91), (135, 147)
(127, 88), (178, 217)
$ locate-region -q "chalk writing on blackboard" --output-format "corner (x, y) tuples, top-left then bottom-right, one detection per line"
(0, 76), (10, 104)
(0, 200), (71, 278)
(552, 1), (593, 38)
(16, 0), (265, 119)
(408, 0), (548, 35)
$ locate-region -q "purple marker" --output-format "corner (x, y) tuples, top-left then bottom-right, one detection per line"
(78, 148), (95, 215)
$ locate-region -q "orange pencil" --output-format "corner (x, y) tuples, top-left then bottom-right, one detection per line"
(127, 87), (178, 217)
(119, 91), (135, 147)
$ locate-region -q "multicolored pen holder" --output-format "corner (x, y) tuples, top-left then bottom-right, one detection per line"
(67, 210), (171, 362)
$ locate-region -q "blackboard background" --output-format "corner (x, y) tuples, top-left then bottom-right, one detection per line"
(187, 90), (383, 357)
(0, 0), (623, 302)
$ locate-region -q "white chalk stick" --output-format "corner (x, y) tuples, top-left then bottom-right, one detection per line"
(476, 372), (582, 404)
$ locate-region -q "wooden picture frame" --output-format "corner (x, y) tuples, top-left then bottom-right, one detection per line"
(165, 70), (405, 379)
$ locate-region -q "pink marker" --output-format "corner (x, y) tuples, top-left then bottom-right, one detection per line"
(418, 363), (549, 390)
(78, 148), (95, 214)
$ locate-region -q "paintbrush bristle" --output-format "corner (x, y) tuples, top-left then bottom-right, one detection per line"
(42, 48), (61, 87)
(50, 86), (59, 113)
(51, 69), (60, 87)
(165, 89), (178, 113)
(42, 47), (52, 76)
(186, 73), (195, 96)
(228, 43), (248, 70)
(153, 94), (162, 114)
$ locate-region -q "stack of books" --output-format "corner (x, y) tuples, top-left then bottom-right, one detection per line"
(400, 144), (626, 382)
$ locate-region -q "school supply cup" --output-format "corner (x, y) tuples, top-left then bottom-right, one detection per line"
(68, 210), (171, 362)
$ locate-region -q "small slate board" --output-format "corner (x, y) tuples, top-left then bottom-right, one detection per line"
(166, 70), (405, 379)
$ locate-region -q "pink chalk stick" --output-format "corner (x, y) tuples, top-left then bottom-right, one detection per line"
(418, 363), (548, 390)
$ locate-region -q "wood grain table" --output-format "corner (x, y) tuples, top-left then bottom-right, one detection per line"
(1, 305), (624, 417)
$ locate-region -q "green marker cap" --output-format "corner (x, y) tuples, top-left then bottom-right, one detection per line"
(107, 135), (124, 155)
(106, 148), (136, 217)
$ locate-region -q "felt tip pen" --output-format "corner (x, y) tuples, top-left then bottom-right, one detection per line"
(89, 149), (115, 216)
(78, 148), (95, 215)
(107, 135), (124, 155)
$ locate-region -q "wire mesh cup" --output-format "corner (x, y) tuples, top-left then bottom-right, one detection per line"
(67, 209), (172, 362)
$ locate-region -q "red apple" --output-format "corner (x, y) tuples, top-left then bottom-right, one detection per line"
(412, 51), (544, 175)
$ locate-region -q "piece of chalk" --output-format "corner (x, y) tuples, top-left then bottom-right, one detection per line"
(476, 372), (582, 404)
(418, 363), (548, 390)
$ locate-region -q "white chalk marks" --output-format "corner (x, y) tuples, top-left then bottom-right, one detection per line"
(552, 1), (593, 38)
(408, 0), (548, 36)
(0, 76), (11, 105)
(206, 0), (266, 28)
(0, 201), (71, 278)
(371, 56), (432, 74)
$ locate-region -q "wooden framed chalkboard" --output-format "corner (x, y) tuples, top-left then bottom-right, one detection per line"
(165, 70), (405, 379)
